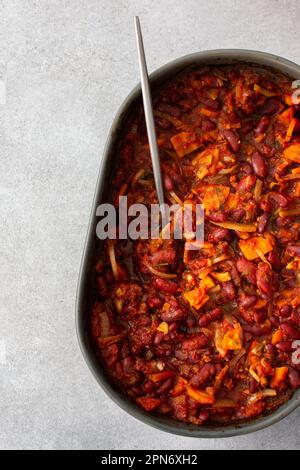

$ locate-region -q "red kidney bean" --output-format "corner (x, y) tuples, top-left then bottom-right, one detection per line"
(243, 323), (271, 336)
(276, 341), (293, 352)
(257, 212), (269, 234)
(270, 315), (281, 327)
(154, 332), (164, 346)
(239, 162), (253, 175)
(181, 333), (209, 351)
(190, 363), (215, 387)
(198, 410), (209, 424)
(158, 102), (181, 117)
(261, 143), (276, 157)
(206, 212), (227, 222)
(222, 129), (240, 152)
(122, 356), (134, 374)
(163, 173), (174, 191)
(221, 281), (235, 301)
(153, 278), (178, 294)
(267, 250), (281, 272)
(260, 98), (281, 115)
(280, 323), (300, 340)
(236, 174), (257, 193)
(280, 305), (292, 318)
(182, 334), (209, 350)
(237, 257), (257, 285)
(150, 249), (176, 266)
(244, 332), (254, 343)
(265, 344), (275, 356)
(147, 296), (163, 308)
(256, 263), (273, 298)
(260, 199), (272, 212)
(288, 367), (300, 390)
(254, 310), (267, 324)
(249, 378), (259, 394)
(254, 116), (270, 135)
(199, 308), (222, 327)
(157, 118), (171, 129)
(202, 118), (216, 131)
(269, 192), (289, 208)
(230, 265), (241, 286)
(96, 276), (109, 297)
(239, 294), (257, 308)
(160, 304), (186, 323)
(231, 208), (246, 222)
(252, 151), (268, 178)
(156, 378), (173, 396)
(208, 227), (231, 243)
(168, 322), (179, 333)
(287, 244), (300, 257)
(143, 380), (155, 393)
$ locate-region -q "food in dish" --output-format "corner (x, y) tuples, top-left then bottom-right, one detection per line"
(91, 64), (300, 425)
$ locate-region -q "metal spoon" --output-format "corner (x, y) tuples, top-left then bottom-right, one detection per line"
(134, 16), (165, 213)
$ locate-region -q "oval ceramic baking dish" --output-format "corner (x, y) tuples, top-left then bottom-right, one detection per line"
(76, 49), (300, 437)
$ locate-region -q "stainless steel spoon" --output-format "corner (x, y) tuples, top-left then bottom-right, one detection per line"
(134, 16), (165, 212)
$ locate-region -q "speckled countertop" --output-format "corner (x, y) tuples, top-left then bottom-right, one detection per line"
(0, 0), (299, 450)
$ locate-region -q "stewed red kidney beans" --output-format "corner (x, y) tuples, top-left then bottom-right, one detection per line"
(91, 64), (300, 425)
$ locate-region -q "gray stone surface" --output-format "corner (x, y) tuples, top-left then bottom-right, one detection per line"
(0, 0), (299, 450)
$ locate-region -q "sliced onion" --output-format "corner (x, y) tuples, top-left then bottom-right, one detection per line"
(219, 164), (238, 175)
(254, 179), (263, 202)
(211, 254), (229, 265)
(99, 308), (110, 337)
(108, 240), (119, 280)
(212, 399), (236, 408)
(211, 220), (257, 232)
(169, 190), (184, 206)
(144, 261), (177, 279)
(247, 389), (277, 405)
(279, 207), (300, 217)
(131, 169), (145, 185)
(98, 331), (127, 348)
(229, 348), (246, 371)
(255, 247), (271, 266)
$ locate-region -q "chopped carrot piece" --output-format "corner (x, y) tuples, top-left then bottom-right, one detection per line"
(239, 236), (273, 261)
(223, 324), (243, 351)
(157, 322), (169, 334)
(270, 367), (289, 389)
(199, 107), (218, 118)
(271, 329), (284, 346)
(278, 107), (294, 125)
(215, 320), (243, 357)
(199, 275), (215, 290)
(284, 93), (293, 106)
(212, 272), (231, 283)
(136, 397), (162, 411)
(203, 184), (230, 213)
(284, 143), (300, 163)
(148, 370), (175, 383)
(183, 287), (209, 310)
(171, 376), (187, 397)
(192, 150), (213, 167)
(285, 118), (297, 142)
(186, 385), (215, 405)
(171, 132), (202, 157)
(254, 84), (280, 97)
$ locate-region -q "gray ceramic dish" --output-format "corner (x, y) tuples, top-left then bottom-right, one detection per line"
(76, 49), (300, 438)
